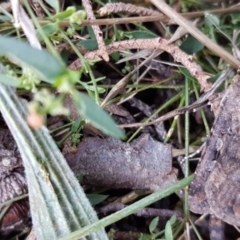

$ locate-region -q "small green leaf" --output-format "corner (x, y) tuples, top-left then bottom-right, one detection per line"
(124, 30), (158, 39)
(77, 38), (112, 51)
(164, 221), (173, 240)
(69, 10), (87, 25)
(52, 7), (76, 20)
(139, 234), (155, 240)
(0, 74), (20, 87)
(110, 52), (120, 61)
(205, 12), (220, 27)
(71, 118), (83, 132)
(37, 23), (59, 41)
(208, 72), (225, 92)
(180, 35), (204, 54)
(230, 13), (240, 24)
(87, 26), (97, 41)
(87, 194), (109, 206)
(77, 39), (98, 50)
(178, 67), (197, 82)
(45, 0), (59, 12)
(169, 215), (176, 225)
(73, 91), (125, 139)
(0, 36), (67, 83)
(149, 216), (159, 234)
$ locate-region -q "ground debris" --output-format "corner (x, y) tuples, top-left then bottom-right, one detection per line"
(189, 76), (240, 226)
(0, 130), (30, 237)
(64, 133), (177, 191)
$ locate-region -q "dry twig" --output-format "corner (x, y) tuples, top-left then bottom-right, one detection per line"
(97, 202), (183, 219)
(98, 3), (161, 17)
(70, 37), (211, 91)
(82, 0), (109, 61)
(150, 0), (240, 69)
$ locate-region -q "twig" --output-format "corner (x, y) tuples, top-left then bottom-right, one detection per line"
(97, 202), (183, 219)
(82, 0), (109, 61)
(101, 50), (161, 106)
(119, 68), (233, 128)
(98, 3), (161, 16)
(150, 0), (240, 69)
(70, 37), (211, 91)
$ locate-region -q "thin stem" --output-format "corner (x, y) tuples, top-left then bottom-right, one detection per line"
(184, 77), (190, 239)
(59, 176), (194, 240)
(127, 90), (183, 142)
(192, 81), (210, 135)
(164, 96), (185, 143)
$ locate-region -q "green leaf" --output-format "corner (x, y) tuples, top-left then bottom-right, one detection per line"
(0, 36), (67, 83)
(37, 22), (59, 41)
(204, 12), (220, 27)
(169, 215), (176, 225)
(0, 74), (20, 87)
(180, 35), (204, 54)
(77, 38), (112, 51)
(87, 194), (109, 206)
(69, 10), (87, 25)
(87, 26), (97, 41)
(208, 72), (225, 92)
(149, 216), (159, 234)
(77, 39), (98, 50)
(110, 52), (120, 61)
(45, 0), (59, 12)
(139, 234), (155, 240)
(71, 118), (83, 132)
(124, 30), (158, 39)
(230, 13), (240, 25)
(73, 91), (125, 139)
(52, 7), (76, 20)
(164, 221), (173, 240)
(178, 67), (197, 82)
(0, 15), (11, 22)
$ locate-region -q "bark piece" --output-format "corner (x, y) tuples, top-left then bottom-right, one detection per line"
(0, 130), (29, 236)
(189, 76), (240, 226)
(64, 134), (177, 191)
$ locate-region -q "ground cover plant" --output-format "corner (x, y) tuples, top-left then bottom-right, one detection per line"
(0, 0), (240, 239)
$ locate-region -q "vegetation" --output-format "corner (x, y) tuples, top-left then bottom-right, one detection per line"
(0, 0), (239, 239)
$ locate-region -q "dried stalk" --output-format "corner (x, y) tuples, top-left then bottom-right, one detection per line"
(118, 68), (233, 128)
(82, 0), (109, 61)
(69, 37), (211, 91)
(98, 3), (161, 16)
(3, 4), (239, 22)
(150, 0), (240, 69)
(97, 202), (183, 218)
